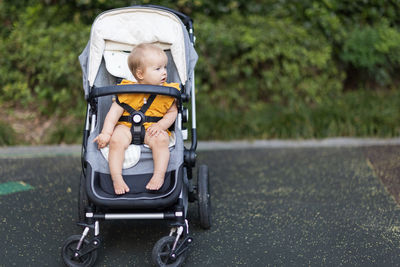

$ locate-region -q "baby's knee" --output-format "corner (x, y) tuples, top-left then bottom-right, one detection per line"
(109, 135), (125, 149)
(109, 125), (131, 149)
(148, 131), (169, 148)
(155, 131), (169, 146)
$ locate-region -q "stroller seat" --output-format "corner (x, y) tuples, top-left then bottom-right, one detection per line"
(83, 37), (185, 207)
(85, 111), (185, 208)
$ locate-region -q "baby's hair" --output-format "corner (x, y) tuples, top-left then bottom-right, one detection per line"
(127, 43), (165, 80)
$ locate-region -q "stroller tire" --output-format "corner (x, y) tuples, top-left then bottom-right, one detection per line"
(197, 164), (211, 229)
(152, 236), (187, 267)
(78, 172), (89, 222)
(61, 235), (98, 267)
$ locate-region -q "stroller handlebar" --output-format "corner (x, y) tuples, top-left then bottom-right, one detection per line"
(89, 84), (182, 101)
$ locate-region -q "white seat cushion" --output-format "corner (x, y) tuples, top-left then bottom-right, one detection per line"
(100, 131), (176, 169)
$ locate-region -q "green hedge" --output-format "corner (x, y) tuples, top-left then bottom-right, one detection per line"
(195, 12), (344, 105)
(196, 89), (400, 140)
(1, 0), (400, 144)
(0, 4), (89, 115)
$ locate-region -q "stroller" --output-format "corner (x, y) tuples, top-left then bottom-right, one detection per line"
(61, 5), (211, 267)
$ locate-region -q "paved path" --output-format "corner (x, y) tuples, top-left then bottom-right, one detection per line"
(0, 142), (400, 266)
(1, 137), (400, 157)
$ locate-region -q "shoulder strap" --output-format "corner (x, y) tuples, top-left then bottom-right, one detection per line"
(139, 94), (157, 114)
(115, 95), (136, 115)
(116, 94), (157, 115)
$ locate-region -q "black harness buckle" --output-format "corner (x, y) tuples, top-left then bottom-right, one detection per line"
(130, 111), (146, 145)
(116, 94), (161, 145)
(131, 111), (145, 126)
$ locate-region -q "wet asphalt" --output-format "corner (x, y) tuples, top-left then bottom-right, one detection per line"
(1, 143), (400, 266)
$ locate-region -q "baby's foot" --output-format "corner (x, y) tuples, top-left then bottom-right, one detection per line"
(146, 173), (165, 191)
(113, 176), (130, 195)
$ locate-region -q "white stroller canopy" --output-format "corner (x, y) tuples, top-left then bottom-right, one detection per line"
(87, 7), (187, 87)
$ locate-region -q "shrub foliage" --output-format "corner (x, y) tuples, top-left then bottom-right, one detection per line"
(1, 0), (400, 143)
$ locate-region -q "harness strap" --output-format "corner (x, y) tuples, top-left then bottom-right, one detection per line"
(119, 115), (162, 123)
(115, 94), (160, 145)
(115, 94), (157, 116)
(132, 125), (145, 145)
(115, 97), (136, 115)
(139, 94), (157, 113)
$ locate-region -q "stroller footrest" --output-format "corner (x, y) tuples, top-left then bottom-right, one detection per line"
(89, 212), (180, 220)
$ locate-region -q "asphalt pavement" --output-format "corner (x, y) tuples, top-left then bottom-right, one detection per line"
(1, 140), (400, 266)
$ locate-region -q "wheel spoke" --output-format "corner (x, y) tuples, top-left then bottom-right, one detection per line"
(153, 236), (185, 266)
(162, 257), (174, 264)
(63, 235), (98, 267)
(159, 251), (170, 257)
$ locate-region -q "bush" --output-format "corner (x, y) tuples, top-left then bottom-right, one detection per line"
(0, 4), (89, 116)
(195, 12), (345, 139)
(197, 89), (400, 140)
(197, 13), (344, 105)
(1, 1), (400, 144)
(341, 21), (400, 87)
(291, 0), (400, 89)
(0, 121), (16, 146)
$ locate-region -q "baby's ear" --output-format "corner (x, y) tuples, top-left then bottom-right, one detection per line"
(136, 68), (144, 80)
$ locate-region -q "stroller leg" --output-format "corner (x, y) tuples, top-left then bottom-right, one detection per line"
(61, 221), (101, 267)
(76, 227), (90, 250)
(171, 219), (192, 257)
(172, 226), (184, 251)
(169, 227), (177, 236)
(152, 219), (192, 266)
(74, 220), (102, 255)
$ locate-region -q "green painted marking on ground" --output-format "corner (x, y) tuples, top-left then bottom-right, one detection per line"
(0, 181), (34, 196)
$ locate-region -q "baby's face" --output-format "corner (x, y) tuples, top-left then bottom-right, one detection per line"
(141, 51), (168, 85)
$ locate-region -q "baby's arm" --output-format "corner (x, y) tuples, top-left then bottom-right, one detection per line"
(146, 101), (178, 137)
(93, 102), (124, 148)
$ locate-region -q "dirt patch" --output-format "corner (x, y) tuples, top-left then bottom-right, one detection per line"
(364, 145), (400, 206)
(0, 106), (57, 145)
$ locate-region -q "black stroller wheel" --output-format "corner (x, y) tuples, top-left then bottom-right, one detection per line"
(152, 236), (187, 267)
(78, 172), (89, 222)
(197, 164), (211, 229)
(61, 235), (98, 267)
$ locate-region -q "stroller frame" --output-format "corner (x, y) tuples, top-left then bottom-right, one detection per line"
(61, 5), (211, 267)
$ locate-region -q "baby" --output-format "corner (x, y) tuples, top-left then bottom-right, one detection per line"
(94, 43), (179, 195)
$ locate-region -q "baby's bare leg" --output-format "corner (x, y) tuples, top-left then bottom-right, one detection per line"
(108, 125), (132, 195)
(145, 131), (170, 190)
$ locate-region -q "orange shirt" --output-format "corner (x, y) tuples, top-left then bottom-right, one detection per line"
(116, 79), (180, 130)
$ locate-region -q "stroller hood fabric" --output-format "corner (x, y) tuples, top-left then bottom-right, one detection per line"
(79, 6), (198, 99)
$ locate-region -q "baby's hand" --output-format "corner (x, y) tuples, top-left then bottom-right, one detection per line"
(146, 123), (164, 137)
(93, 133), (111, 149)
